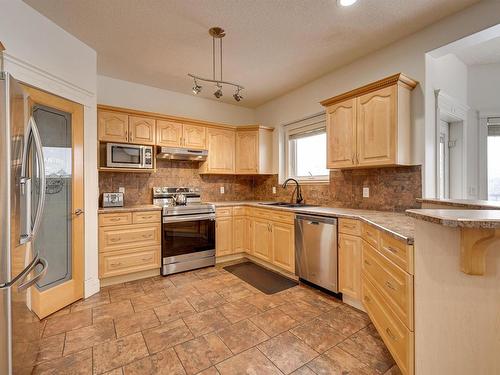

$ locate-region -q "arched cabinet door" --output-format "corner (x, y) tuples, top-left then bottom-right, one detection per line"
(326, 98), (357, 169)
(98, 110), (129, 143)
(356, 86), (396, 166)
(129, 116), (156, 145)
(156, 120), (182, 147)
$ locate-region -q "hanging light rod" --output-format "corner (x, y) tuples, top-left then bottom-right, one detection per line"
(188, 27), (244, 101)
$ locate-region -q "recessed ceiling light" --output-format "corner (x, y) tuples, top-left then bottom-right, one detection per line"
(337, 0), (358, 6)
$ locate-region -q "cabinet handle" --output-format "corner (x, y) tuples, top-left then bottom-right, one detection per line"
(142, 234), (152, 238)
(356, 153), (359, 164)
(352, 153), (355, 164)
(110, 237), (121, 242)
(141, 215), (153, 219)
(385, 280), (396, 291)
(110, 262), (123, 267)
(385, 246), (399, 254)
(364, 259), (371, 266)
(386, 327), (397, 341)
(364, 295), (371, 303)
(110, 218), (121, 222)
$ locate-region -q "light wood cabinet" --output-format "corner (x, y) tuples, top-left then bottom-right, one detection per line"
(321, 73), (417, 169)
(271, 222), (295, 273)
(233, 215), (248, 253)
(326, 99), (357, 168)
(98, 110), (155, 145)
(183, 124), (206, 149)
(129, 116), (156, 145)
(235, 128), (273, 174)
(253, 219), (272, 262)
(156, 120), (183, 147)
(98, 210), (161, 280)
(98, 111), (129, 143)
(216, 216), (233, 256)
(200, 128), (236, 174)
(338, 233), (362, 299)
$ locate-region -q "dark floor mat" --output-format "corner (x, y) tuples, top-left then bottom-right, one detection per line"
(223, 261), (298, 295)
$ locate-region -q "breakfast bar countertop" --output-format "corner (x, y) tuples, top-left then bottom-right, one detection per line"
(406, 208), (500, 229)
(210, 201), (416, 244)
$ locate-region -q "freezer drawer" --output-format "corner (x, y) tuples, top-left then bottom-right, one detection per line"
(295, 214), (338, 293)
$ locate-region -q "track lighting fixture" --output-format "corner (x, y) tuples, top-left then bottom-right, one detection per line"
(188, 27), (245, 102)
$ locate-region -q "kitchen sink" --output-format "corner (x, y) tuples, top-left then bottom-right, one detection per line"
(259, 202), (317, 208)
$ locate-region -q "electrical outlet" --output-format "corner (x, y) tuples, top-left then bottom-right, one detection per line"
(362, 187), (370, 198)
(272, 186), (277, 194)
(220, 186), (225, 194)
(118, 187), (125, 193)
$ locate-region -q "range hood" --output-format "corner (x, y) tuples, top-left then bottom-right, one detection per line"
(156, 146), (208, 161)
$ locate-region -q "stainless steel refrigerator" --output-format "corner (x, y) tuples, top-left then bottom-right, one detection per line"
(1, 72), (49, 374)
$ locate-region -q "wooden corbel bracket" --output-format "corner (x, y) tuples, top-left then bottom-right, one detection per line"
(460, 228), (500, 275)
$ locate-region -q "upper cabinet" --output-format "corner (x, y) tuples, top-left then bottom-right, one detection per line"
(183, 124), (206, 149)
(156, 121), (207, 150)
(321, 73), (417, 169)
(200, 128), (236, 174)
(235, 127), (273, 174)
(98, 110), (155, 145)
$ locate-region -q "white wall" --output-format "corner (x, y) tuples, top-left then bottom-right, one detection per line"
(255, 0), (500, 198)
(97, 75), (256, 125)
(0, 0), (99, 297)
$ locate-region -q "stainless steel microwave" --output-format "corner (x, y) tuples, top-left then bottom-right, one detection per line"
(106, 143), (153, 169)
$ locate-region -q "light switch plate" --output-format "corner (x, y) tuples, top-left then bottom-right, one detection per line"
(220, 186), (225, 194)
(118, 186), (125, 193)
(362, 187), (369, 198)
(272, 186), (277, 194)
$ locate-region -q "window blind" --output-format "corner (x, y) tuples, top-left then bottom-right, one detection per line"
(488, 117), (500, 136)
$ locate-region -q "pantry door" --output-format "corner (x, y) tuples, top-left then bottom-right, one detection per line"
(26, 86), (84, 319)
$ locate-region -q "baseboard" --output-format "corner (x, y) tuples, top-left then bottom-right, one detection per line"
(100, 268), (160, 288)
(215, 253), (246, 264)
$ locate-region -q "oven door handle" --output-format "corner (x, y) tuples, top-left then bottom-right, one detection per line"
(163, 214), (216, 224)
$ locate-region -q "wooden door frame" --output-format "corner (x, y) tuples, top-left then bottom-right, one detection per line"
(25, 86), (84, 319)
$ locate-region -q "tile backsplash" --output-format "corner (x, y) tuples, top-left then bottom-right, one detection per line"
(99, 161), (422, 212)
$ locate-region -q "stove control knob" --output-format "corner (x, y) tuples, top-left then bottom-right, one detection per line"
(162, 187), (168, 193)
(154, 187), (161, 194)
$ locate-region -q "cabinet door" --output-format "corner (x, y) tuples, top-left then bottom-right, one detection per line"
(98, 111), (129, 143)
(235, 131), (259, 174)
(271, 222), (295, 273)
(204, 128), (235, 173)
(216, 217), (233, 257)
(233, 216), (247, 253)
(156, 120), (183, 147)
(356, 86), (396, 166)
(246, 217), (254, 254)
(253, 219), (271, 261)
(129, 116), (156, 145)
(183, 124), (206, 149)
(326, 99), (357, 168)
(339, 234), (362, 299)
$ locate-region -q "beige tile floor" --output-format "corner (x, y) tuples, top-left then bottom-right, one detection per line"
(29, 263), (402, 374)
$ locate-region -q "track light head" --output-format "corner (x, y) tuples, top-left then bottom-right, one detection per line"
(192, 80), (202, 94)
(214, 87), (223, 99)
(233, 90), (243, 102)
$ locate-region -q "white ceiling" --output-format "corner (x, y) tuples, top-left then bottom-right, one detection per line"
(454, 36), (500, 66)
(24, 0), (478, 108)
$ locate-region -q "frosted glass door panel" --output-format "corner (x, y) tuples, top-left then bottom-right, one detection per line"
(32, 104), (72, 291)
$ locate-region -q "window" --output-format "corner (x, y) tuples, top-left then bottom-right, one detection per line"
(487, 118), (500, 201)
(284, 115), (329, 182)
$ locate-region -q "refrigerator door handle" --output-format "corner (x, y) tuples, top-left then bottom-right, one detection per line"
(20, 115), (46, 244)
(17, 256), (48, 291)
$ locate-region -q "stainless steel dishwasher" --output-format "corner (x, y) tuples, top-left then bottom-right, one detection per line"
(295, 214), (338, 293)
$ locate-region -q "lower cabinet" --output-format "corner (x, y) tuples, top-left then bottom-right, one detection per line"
(338, 233), (362, 299)
(98, 210), (161, 280)
(216, 206), (295, 274)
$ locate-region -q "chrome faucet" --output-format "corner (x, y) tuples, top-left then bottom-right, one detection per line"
(282, 178), (304, 205)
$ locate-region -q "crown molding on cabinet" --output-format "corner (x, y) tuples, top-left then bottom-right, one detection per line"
(320, 73), (418, 107)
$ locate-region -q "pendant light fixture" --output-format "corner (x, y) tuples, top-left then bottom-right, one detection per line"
(188, 27), (244, 102)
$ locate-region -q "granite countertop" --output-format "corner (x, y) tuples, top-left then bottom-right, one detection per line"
(406, 209), (500, 229)
(209, 201), (415, 244)
(98, 204), (162, 213)
(417, 198), (500, 210)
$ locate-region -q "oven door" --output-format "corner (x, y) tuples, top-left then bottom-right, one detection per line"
(162, 213), (216, 273)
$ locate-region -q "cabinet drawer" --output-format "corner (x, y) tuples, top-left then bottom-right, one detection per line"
(99, 212), (132, 227)
(254, 209), (294, 224)
(362, 241), (414, 330)
(232, 206), (247, 216)
(362, 223), (379, 249)
(339, 218), (361, 236)
(362, 276), (414, 375)
(99, 246), (160, 278)
(216, 207), (233, 217)
(132, 211), (161, 224)
(99, 224), (161, 253)
(380, 232), (414, 274)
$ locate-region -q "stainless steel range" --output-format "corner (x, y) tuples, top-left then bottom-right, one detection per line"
(153, 187), (216, 276)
